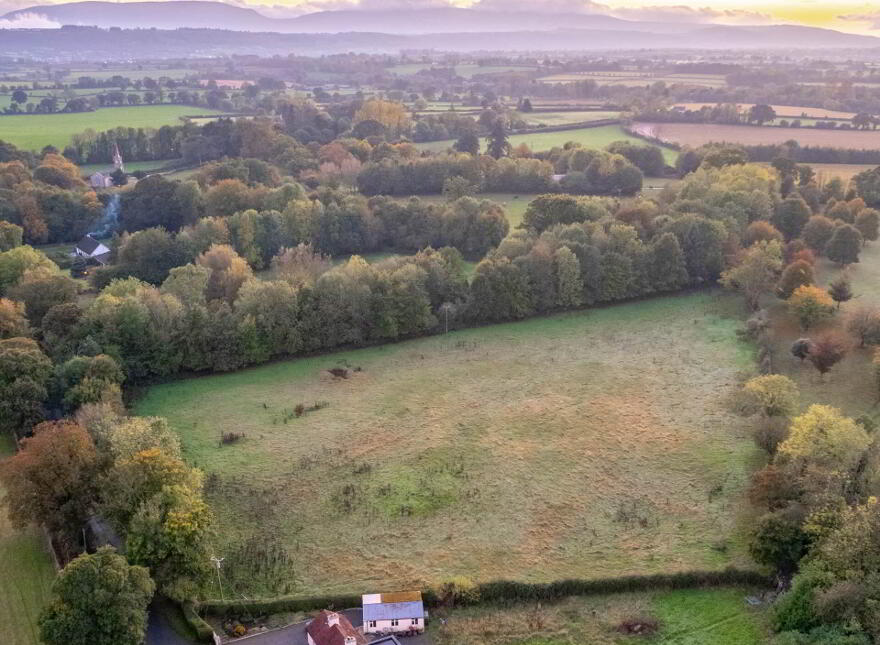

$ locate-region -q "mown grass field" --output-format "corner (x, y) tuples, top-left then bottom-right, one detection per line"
(136, 291), (758, 595)
(632, 122), (880, 149)
(0, 435), (57, 645)
(431, 587), (767, 645)
(416, 124), (678, 165)
(0, 105), (226, 151)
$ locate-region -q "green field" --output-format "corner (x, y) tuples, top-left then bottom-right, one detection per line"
(538, 72), (726, 88)
(136, 291), (757, 596)
(0, 435), (57, 645)
(389, 63), (536, 77)
(0, 105), (227, 151)
(78, 159), (173, 176)
(431, 587), (767, 645)
(61, 68), (195, 81)
(521, 110), (620, 126)
(416, 124), (678, 165)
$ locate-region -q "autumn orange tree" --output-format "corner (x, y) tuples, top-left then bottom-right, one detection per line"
(0, 420), (98, 545)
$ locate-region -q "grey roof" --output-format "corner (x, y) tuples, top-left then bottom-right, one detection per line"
(76, 235), (102, 255)
(368, 637), (401, 645)
(362, 601), (424, 622)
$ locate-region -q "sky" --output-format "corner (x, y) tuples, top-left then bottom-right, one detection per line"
(1, 0), (880, 35)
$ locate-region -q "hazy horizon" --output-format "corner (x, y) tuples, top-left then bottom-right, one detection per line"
(1, 0), (879, 37)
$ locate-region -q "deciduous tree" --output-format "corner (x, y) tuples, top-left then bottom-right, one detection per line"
(788, 285), (834, 330)
(825, 224), (863, 266)
(38, 546), (154, 645)
(807, 333), (848, 378)
(721, 240), (783, 310)
(0, 420), (97, 538)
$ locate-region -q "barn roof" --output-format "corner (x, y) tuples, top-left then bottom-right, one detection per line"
(362, 600), (424, 622)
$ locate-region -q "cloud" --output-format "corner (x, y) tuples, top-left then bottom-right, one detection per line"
(607, 5), (772, 25)
(471, 0), (608, 13)
(838, 12), (880, 30)
(0, 12), (62, 28)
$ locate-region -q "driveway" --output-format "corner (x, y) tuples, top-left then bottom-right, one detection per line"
(228, 609), (432, 645)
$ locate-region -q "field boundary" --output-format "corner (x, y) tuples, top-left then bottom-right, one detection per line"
(196, 568), (771, 617)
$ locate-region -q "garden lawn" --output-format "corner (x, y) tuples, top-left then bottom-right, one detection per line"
(416, 124), (678, 165)
(0, 105), (227, 151)
(136, 291), (759, 596)
(0, 435), (57, 645)
(429, 587), (768, 645)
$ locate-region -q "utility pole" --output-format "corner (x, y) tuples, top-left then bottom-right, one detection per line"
(210, 556), (225, 601)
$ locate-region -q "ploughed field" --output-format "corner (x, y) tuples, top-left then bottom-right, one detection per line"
(136, 292), (757, 595)
(633, 122), (880, 149)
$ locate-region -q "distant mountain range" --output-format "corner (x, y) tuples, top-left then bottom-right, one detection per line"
(1, 0), (879, 48)
(2, 1), (880, 56)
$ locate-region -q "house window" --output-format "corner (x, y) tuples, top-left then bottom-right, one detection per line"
(391, 619), (399, 627)
(411, 618), (419, 625)
(368, 621), (376, 628)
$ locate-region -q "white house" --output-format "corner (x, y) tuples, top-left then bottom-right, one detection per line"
(74, 235), (111, 265)
(89, 172), (113, 189)
(362, 591), (425, 636)
(306, 610), (365, 645)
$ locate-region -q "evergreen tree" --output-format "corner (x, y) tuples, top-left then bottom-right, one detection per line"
(486, 119), (510, 160)
(554, 246), (583, 307)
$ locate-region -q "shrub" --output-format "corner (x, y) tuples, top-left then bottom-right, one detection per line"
(220, 431), (244, 445)
(754, 417), (791, 455)
(791, 338), (813, 362)
(788, 285), (834, 330)
(742, 374), (799, 418)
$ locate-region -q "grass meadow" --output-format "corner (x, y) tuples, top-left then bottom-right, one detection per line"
(0, 435), (57, 645)
(136, 291), (759, 596)
(430, 587), (767, 645)
(0, 105), (226, 151)
(416, 124), (678, 165)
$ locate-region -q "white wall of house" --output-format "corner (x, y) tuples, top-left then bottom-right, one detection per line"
(363, 617), (423, 634)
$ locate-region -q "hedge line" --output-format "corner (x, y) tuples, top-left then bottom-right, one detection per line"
(182, 602), (216, 643)
(196, 568), (770, 618)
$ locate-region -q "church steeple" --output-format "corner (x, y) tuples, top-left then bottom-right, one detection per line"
(112, 143), (124, 173)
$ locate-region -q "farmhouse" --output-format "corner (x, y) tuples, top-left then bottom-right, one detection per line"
(362, 591), (425, 636)
(89, 172), (113, 188)
(306, 610), (366, 645)
(74, 235), (111, 265)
